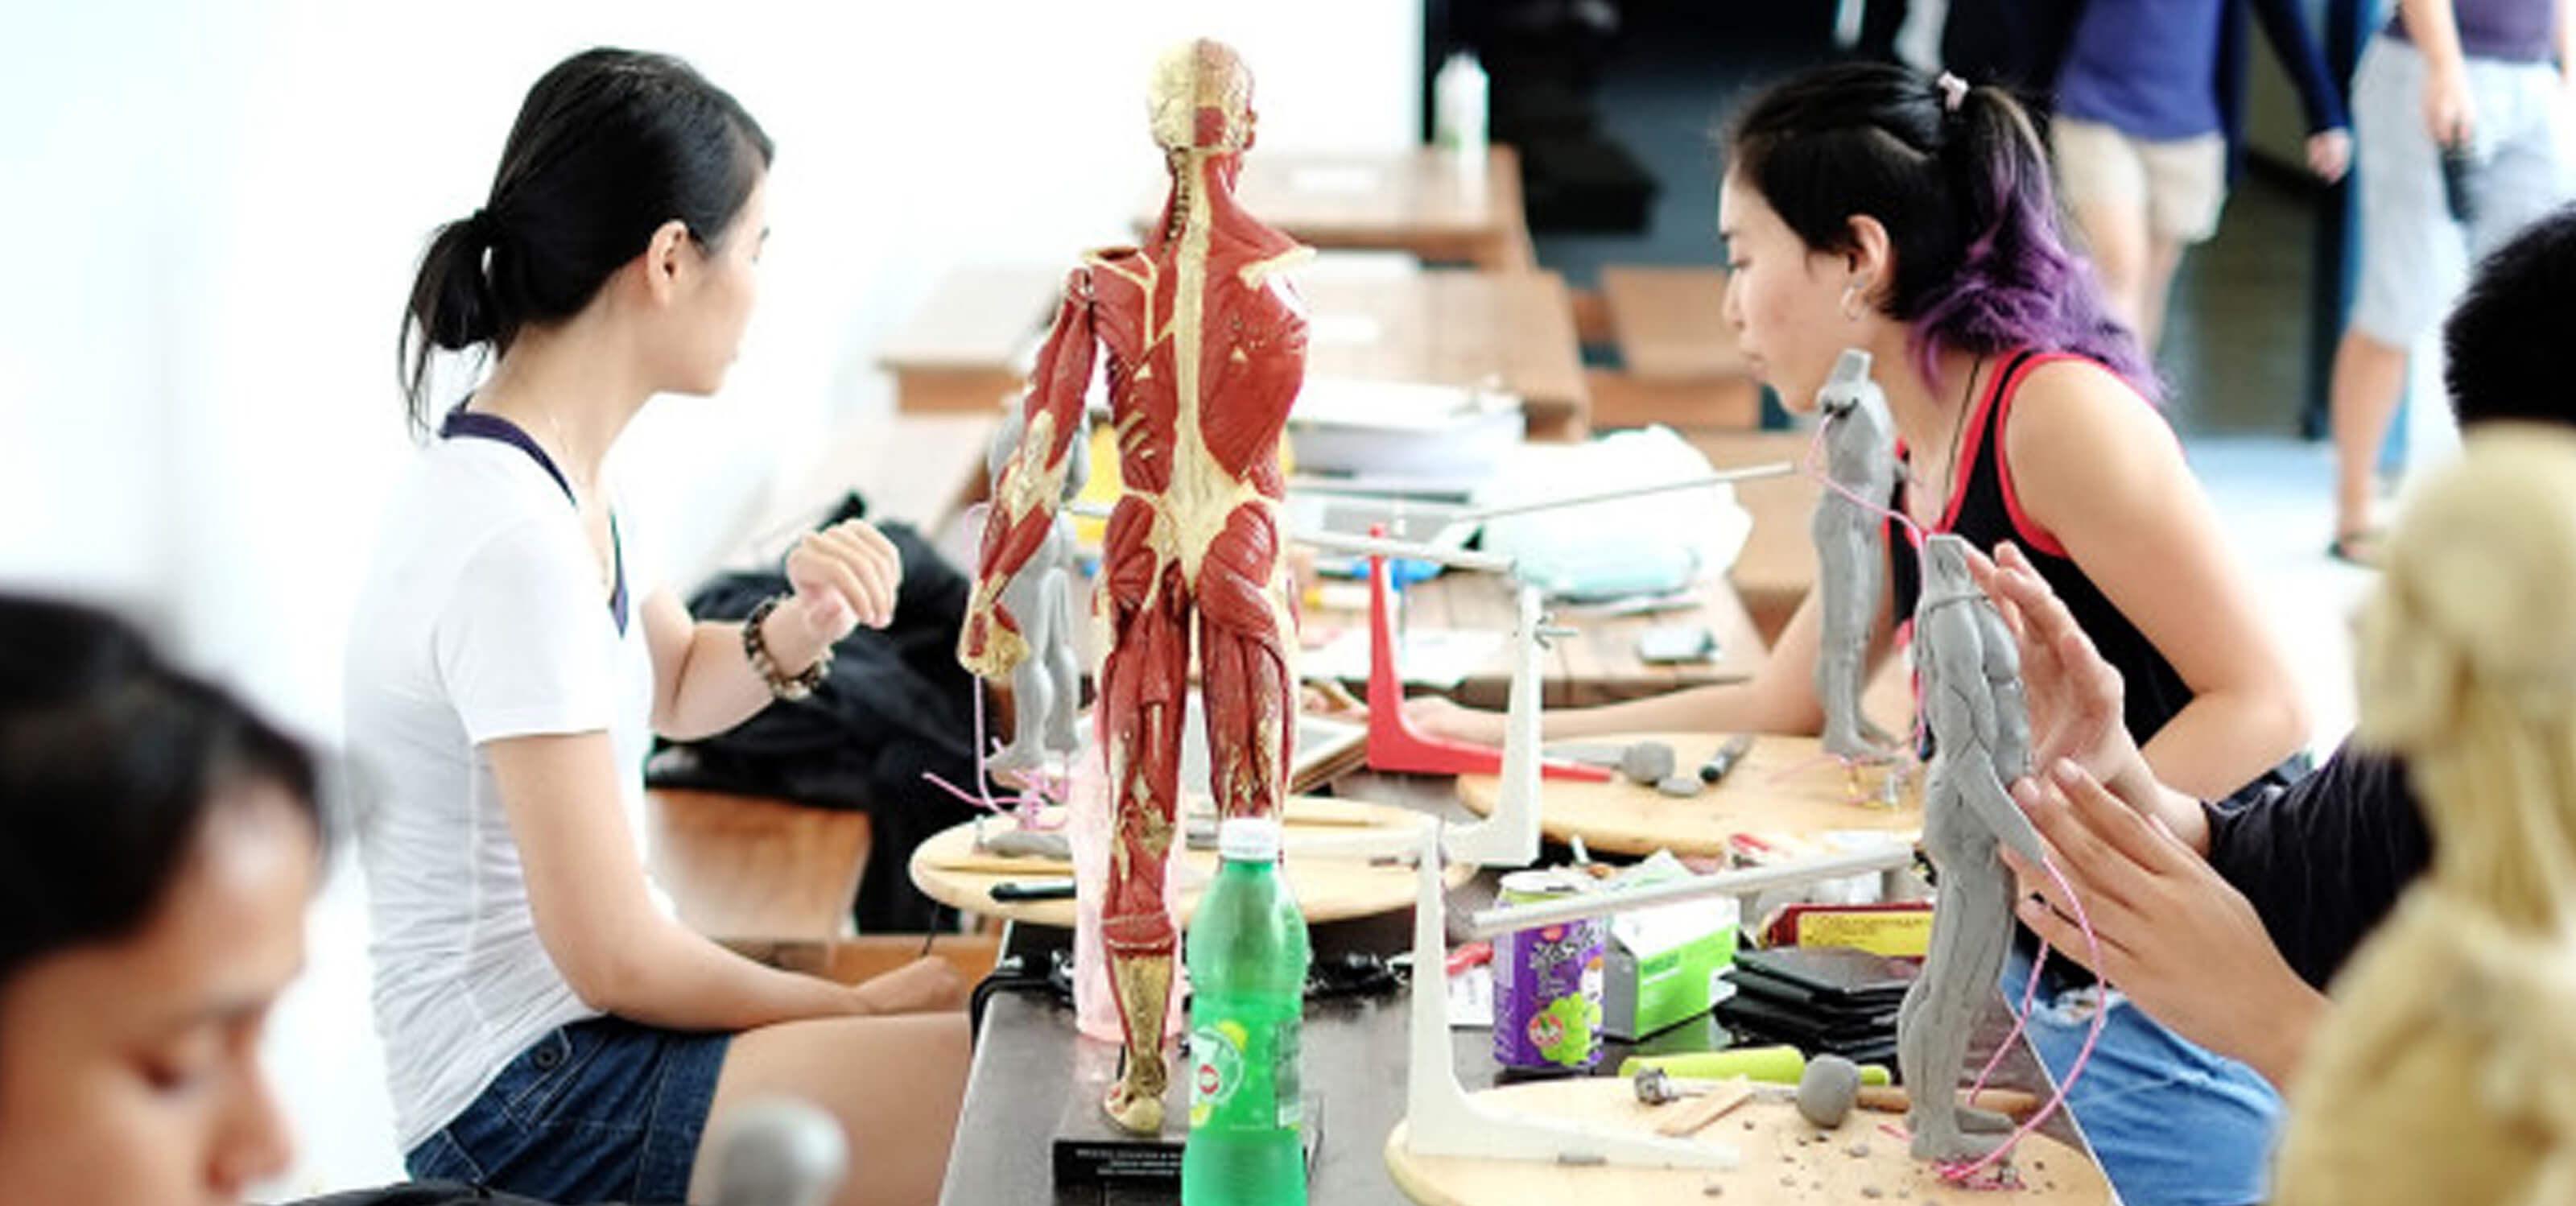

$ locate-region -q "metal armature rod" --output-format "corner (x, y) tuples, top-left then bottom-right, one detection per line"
(1062, 461), (1794, 528)
(1051, 504), (1518, 571)
(1291, 531), (1517, 572)
(1463, 844), (1915, 939)
(1451, 462), (1794, 522)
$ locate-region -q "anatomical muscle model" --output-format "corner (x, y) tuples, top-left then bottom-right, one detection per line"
(960, 38), (1311, 1134)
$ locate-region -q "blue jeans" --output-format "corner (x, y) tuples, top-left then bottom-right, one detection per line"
(407, 1017), (732, 1204)
(2002, 949), (2281, 1206)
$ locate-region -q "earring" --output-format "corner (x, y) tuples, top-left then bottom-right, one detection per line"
(1839, 276), (1871, 321)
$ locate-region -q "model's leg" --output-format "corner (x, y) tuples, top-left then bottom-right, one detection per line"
(993, 572), (1055, 772)
(1814, 506), (1893, 761)
(1197, 504), (1294, 822)
(1042, 565), (1084, 756)
(1095, 508), (1192, 1132)
(1903, 807), (2009, 1163)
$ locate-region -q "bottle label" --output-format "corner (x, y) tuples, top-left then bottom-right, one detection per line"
(1188, 1014), (1301, 1134)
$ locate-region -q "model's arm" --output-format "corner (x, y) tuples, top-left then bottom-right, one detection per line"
(962, 268), (1100, 681)
(1406, 574), (1888, 743)
(1969, 540), (2208, 848)
(2004, 361), (2309, 799)
(643, 520), (903, 742)
(487, 733), (958, 1026)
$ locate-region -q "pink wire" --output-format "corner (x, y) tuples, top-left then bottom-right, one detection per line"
(1934, 850), (2110, 1185)
(919, 683), (1065, 826)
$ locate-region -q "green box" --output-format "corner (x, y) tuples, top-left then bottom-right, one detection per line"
(1601, 893), (1740, 1041)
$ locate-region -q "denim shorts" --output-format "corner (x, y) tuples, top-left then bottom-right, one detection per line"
(2003, 950), (2281, 1206)
(406, 1017), (733, 1204)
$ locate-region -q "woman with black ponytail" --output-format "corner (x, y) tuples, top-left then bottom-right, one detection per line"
(349, 48), (964, 1206)
(1413, 63), (2308, 1205)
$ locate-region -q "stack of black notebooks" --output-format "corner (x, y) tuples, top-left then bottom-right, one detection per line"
(1715, 945), (1920, 1069)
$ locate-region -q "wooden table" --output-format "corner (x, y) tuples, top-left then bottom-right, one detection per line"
(907, 797), (1472, 929)
(1302, 271), (1590, 438)
(1308, 571), (1767, 712)
(941, 907), (2096, 1206)
(1138, 146), (1537, 272)
(1384, 1077), (2110, 1206)
(1451, 734), (1919, 859)
(879, 266), (1589, 437)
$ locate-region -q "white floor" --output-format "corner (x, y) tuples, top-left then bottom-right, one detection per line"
(253, 433), (2389, 1198)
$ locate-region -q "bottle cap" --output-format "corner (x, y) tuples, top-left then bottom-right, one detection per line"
(1217, 816), (1282, 862)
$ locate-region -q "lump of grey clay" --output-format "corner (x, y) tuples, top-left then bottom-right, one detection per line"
(979, 828), (1071, 861)
(1656, 774), (1703, 798)
(1796, 1054), (1864, 1129)
(1622, 741), (1675, 784)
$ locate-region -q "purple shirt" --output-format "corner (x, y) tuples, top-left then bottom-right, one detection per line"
(2388, 0), (2560, 64)
(2058, 0), (2232, 140)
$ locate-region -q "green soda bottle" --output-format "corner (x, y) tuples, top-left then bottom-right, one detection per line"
(1180, 816), (1312, 1206)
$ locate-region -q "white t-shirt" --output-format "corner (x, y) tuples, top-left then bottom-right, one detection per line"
(344, 433), (659, 1151)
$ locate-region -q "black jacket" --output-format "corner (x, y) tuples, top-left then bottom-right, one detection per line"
(2204, 741), (2430, 989)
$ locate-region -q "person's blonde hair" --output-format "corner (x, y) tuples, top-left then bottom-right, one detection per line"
(2276, 426), (2576, 1206)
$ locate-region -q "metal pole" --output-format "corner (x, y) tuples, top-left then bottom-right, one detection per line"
(1292, 531), (1517, 572)
(1439, 462), (1797, 523)
(1464, 845), (1915, 938)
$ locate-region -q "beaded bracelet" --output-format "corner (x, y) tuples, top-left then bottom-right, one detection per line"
(742, 594), (832, 701)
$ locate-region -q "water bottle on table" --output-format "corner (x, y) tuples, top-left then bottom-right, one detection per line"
(1181, 817), (1313, 1206)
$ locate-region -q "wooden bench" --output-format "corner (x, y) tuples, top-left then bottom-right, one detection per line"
(1588, 266), (1761, 432)
(646, 788), (873, 955)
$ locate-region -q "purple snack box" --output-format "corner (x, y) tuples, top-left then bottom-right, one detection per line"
(1491, 870), (1607, 1071)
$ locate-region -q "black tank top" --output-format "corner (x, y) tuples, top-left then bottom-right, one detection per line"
(1887, 349), (2194, 750)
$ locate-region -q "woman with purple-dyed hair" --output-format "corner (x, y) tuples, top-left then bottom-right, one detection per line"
(1418, 61), (2306, 805)
(1413, 62), (2310, 1205)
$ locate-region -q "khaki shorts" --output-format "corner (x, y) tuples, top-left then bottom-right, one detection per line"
(2051, 117), (2229, 244)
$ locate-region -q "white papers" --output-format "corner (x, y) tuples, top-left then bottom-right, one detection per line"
(1298, 626), (1502, 692)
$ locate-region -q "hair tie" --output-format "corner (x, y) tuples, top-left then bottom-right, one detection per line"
(1936, 71), (1969, 114)
(464, 207), (497, 244)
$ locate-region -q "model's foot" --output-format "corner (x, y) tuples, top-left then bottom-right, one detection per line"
(1959, 1104), (2017, 1134)
(1909, 1111), (2008, 1164)
(987, 741), (1045, 774)
(1822, 729), (1897, 766)
(1103, 1080), (1164, 1134)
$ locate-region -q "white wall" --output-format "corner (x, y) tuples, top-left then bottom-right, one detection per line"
(2, 2), (1418, 1193)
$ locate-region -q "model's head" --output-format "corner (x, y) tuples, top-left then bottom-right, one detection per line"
(1719, 63), (2149, 411)
(1149, 39), (1257, 156)
(0, 597), (325, 1206)
(400, 47), (775, 432)
(2446, 204), (2576, 432)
